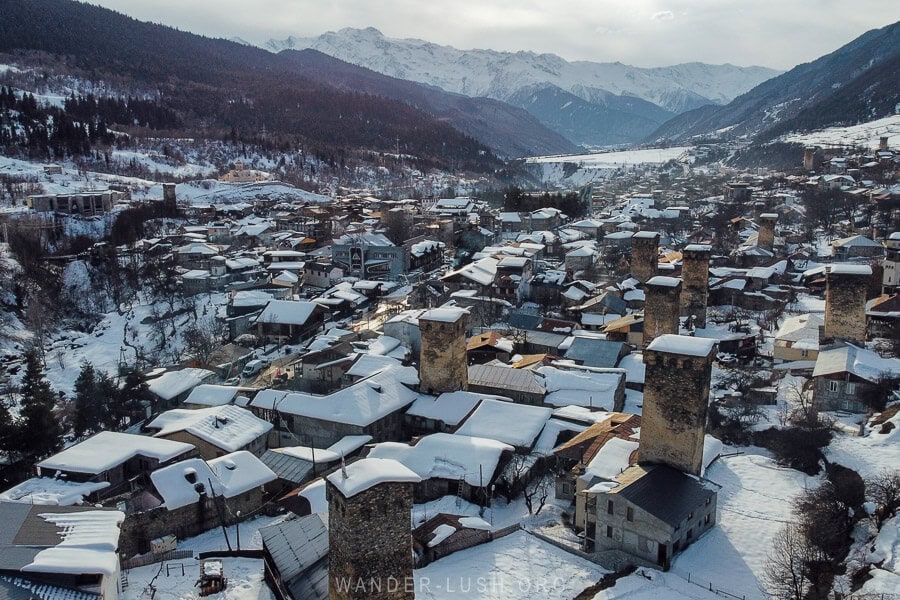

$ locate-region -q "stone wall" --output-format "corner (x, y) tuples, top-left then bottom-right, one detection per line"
(630, 233), (659, 283)
(119, 488), (264, 557)
(680, 247), (710, 328)
(824, 272), (868, 342)
(639, 346), (714, 476)
(643, 280), (682, 348)
(418, 313), (468, 395)
(327, 480), (415, 600)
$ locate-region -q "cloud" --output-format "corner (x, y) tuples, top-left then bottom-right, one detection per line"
(651, 11), (675, 21)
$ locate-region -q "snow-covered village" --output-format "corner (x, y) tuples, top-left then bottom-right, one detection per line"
(1, 3), (900, 600)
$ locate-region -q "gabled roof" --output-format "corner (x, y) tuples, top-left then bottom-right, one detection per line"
(255, 300), (322, 326)
(468, 364), (546, 396)
(147, 405), (272, 452)
(259, 514), (328, 597)
(37, 432), (194, 476)
(610, 464), (716, 528)
(813, 344), (900, 382)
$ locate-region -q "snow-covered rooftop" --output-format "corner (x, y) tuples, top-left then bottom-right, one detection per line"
(147, 368), (216, 401)
(147, 405), (272, 452)
(37, 432), (195, 476)
(23, 510), (125, 577)
(646, 334), (717, 357)
(0, 478), (111, 506)
(368, 433), (513, 487)
(454, 399), (552, 448)
(184, 384), (240, 407)
(406, 391), (507, 426)
(646, 275), (681, 288)
(255, 300), (320, 325)
(828, 264), (873, 276)
(326, 457), (421, 498)
(420, 306), (468, 323)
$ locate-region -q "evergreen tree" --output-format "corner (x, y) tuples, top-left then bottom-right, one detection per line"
(112, 370), (152, 428)
(73, 362), (103, 438)
(17, 349), (62, 459)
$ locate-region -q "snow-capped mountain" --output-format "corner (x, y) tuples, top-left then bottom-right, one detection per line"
(260, 27), (780, 147)
(263, 28), (777, 113)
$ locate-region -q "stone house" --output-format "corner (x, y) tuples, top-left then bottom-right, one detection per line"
(250, 365), (421, 448)
(585, 464), (718, 570)
(145, 405), (272, 459)
(34, 431), (197, 501)
(412, 514), (493, 567)
(467, 363), (546, 406)
(812, 344), (900, 413)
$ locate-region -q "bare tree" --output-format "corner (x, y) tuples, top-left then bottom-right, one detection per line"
(182, 313), (222, 368)
(762, 523), (817, 600)
(867, 469), (900, 527)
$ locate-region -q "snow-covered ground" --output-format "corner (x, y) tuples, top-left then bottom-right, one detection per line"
(592, 569), (721, 600)
(781, 113), (900, 150)
(526, 146), (693, 166)
(672, 451), (820, 600)
(414, 530), (606, 599)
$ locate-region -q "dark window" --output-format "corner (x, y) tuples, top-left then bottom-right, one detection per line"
(704, 514), (711, 525)
(607, 500), (614, 514)
(705, 497), (711, 505)
(687, 528), (694, 540)
(626, 507), (634, 522)
(606, 526), (613, 538)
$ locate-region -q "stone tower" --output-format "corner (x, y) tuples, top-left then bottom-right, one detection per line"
(327, 458), (422, 600)
(883, 232), (900, 293)
(824, 264), (872, 343)
(640, 335), (717, 476)
(803, 147), (815, 171)
(631, 231), (660, 283)
(418, 307), (468, 395)
(757, 213), (778, 253)
(643, 276), (682, 348)
(681, 245), (711, 329)
(162, 182), (176, 206)
(879, 136), (889, 151)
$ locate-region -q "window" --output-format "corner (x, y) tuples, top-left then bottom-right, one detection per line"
(627, 507), (634, 522)
(687, 528), (694, 540)
(829, 380), (840, 393)
(607, 500), (614, 515)
(705, 497), (711, 505)
(704, 514), (711, 525)
(688, 511), (693, 520)
(846, 382), (856, 395)
(606, 526), (613, 538)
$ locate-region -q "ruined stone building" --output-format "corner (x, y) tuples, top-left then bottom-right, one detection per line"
(630, 231), (660, 283)
(642, 276), (682, 347)
(327, 458), (421, 600)
(824, 264), (872, 343)
(680, 244), (711, 328)
(418, 307), (469, 395)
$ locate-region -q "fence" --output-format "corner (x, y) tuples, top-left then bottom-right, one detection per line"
(669, 567), (754, 600)
(122, 550), (195, 570)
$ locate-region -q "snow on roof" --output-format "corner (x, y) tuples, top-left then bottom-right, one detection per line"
(410, 239), (445, 257)
(684, 244), (712, 252)
(345, 355), (406, 379)
(584, 437), (639, 481)
(299, 478), (327, 513)
(617, 352), (645, 384)
(369, 433), (513, 487)
(427, 523), (457, 547)
(253, 365), (420, 426)
(828, 264), (873, 276)
(273, 435), (373, 464)
(407, 391), (507, 426)
(421, 307), (468, 323)
(231, 290), (274, 307)
(255, 300), (319, 325)
(832, 235), (882, 248)
(23, 510), (124, 577)
(147, 368), (215, 401)
(273, 270), (299, 283)
(0, 478), (110, 506)
(184, 384), (240, 407)
(633, 231), (660, 239)
(647, 334), (717, 357)
(208, 451), (276, 497)
(147, 405), (272, 452)
(37, 432), (194, 475)
(455, 399), (552, 448)
(326, 457), (421, 498)
(646, 275), (681, 288)
(759, 213), (779, 219)
(151, 458), (221, 509)
(813, 344), (900, 382)
(775, 313), (824, 342)
(536, 365), (623, 410)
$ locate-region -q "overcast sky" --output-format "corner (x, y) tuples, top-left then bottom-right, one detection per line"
(92, 0), (899, 70)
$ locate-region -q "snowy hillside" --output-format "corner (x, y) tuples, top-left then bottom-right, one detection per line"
(263, 28), (780, 113)
(780, 113), (900, 149)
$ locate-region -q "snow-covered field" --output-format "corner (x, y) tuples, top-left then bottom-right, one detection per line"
(525, 146), (693, 166)
(673, 451), (820, 600)
(781, 113), (900, 150)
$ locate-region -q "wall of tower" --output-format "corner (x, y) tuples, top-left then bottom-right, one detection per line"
(757, 217), (777, 252)
(639, 348), (714, 476)
(681, 248), (710, 328)
(418, 314), (468, 395)
(803, 148), (815, 171)
(631, 234), (659, 283)
(328, 481), (416, 600)
(824, 274), (868, 343)
(643, 281), (681, 347)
